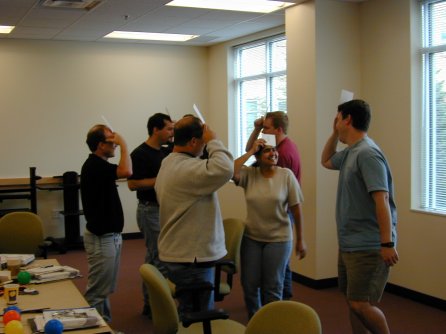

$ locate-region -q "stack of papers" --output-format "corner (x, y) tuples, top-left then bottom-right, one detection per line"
(0, 254), (35, 267)
(26, 265), (80, 283)
(32, 307), (106, 332)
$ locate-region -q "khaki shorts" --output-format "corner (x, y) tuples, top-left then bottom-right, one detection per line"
(338, 250), (389, 302)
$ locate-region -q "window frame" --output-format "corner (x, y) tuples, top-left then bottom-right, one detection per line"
(232, 34), (287, 158)
(416, 0), (446, 215)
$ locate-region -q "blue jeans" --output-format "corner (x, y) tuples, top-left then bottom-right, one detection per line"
(83, 230), (122, 322)
(163, 261), (215, 317)
(241, 236), (292, 319)
(283, 263), (293, 299)
(137, 202), (167, 307)
(283, 211), (295, 299)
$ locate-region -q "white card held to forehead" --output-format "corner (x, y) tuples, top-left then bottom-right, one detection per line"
(193, 104), (205, 124)
(260, 133), (276, 147)
(101, 115), (114, 132)
(339, 89), (354, 104)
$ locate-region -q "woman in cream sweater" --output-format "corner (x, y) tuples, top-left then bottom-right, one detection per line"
(233, 139), (307, 319)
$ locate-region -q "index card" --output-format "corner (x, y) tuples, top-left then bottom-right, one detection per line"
(339, 89), (354, 104)
(193, 104), (205, 124)
(101, 115), (114, 132)
(260, 133), (276, 147)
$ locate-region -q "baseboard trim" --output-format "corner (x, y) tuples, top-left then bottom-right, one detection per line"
(385, 283), (446, 311)
(292, 273), (446, 311)
(122, 232), (143, 240)
(292, 272), (338, 289)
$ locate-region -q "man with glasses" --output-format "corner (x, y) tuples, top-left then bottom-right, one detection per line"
(80, 124), (132, 323)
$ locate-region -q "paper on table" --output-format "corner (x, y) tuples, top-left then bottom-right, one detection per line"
(101, 115), (114, 132)
(260, 133), (276, 147)
(27, 265), (80, 283)
(339, 89), (354, 104)
(193, 104), (205, 124)
(33, 307), (107, 332)
(0, 254), (35, 266)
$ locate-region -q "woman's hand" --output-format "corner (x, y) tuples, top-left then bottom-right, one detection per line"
(250, 138), (266, 155)
(295, 239), (307, 260)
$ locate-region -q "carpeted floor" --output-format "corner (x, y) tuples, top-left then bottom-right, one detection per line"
(50, 238), (446, 334)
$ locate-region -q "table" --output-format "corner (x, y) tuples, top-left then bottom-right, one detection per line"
(0, 259), (113, 334)
(0, 173), (84, 252)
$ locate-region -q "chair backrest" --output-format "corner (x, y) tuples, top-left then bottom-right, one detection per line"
(0, 212), (44, 255)
(139, 264), (180, 334)
(245, 301), (322, 334)
(221, 218), (245, 271)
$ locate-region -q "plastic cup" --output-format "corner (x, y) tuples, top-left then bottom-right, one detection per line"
(4, 283), (19, 305)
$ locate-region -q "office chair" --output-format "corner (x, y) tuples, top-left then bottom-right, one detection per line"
(214, 218), (245, 301)
(245, 300), (322, 334)
(141, 264), (322, 334)
(140, 263), (246, 334)
(166, 218), (245, 304)
(0, 211), (48, 258)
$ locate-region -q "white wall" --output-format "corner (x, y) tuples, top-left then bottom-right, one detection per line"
(360, 0), (446, 300)
(286, 1), (320, 279)
(0, 39), (208, 236)
(285, 0), (363, 280)
(1, 0), (445, 302)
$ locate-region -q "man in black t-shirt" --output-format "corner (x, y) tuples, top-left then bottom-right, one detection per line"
(80, 124), (132, 322)
(127, 113), (174, 317)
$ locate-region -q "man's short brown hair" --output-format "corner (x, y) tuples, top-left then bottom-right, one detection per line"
(265, 111), (289, 134)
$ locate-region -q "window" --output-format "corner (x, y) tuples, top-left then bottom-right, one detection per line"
(419, 0), (446, 213)
(233, 35), (287, 157)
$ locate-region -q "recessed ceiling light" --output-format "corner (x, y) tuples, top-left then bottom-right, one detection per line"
(0, 25), (15, 34)
(104, 31), (198, 42)
(166, 0), (294, 13)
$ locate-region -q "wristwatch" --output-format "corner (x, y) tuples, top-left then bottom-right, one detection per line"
(380, 242), (394, 248)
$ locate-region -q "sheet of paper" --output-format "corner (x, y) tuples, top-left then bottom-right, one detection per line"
(193, 104), (205, 124)
(339, 89), (354, 104)
(33, 307), (107, 332)
(101, 115), (114, 132)
(260, 133), (276, 147)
